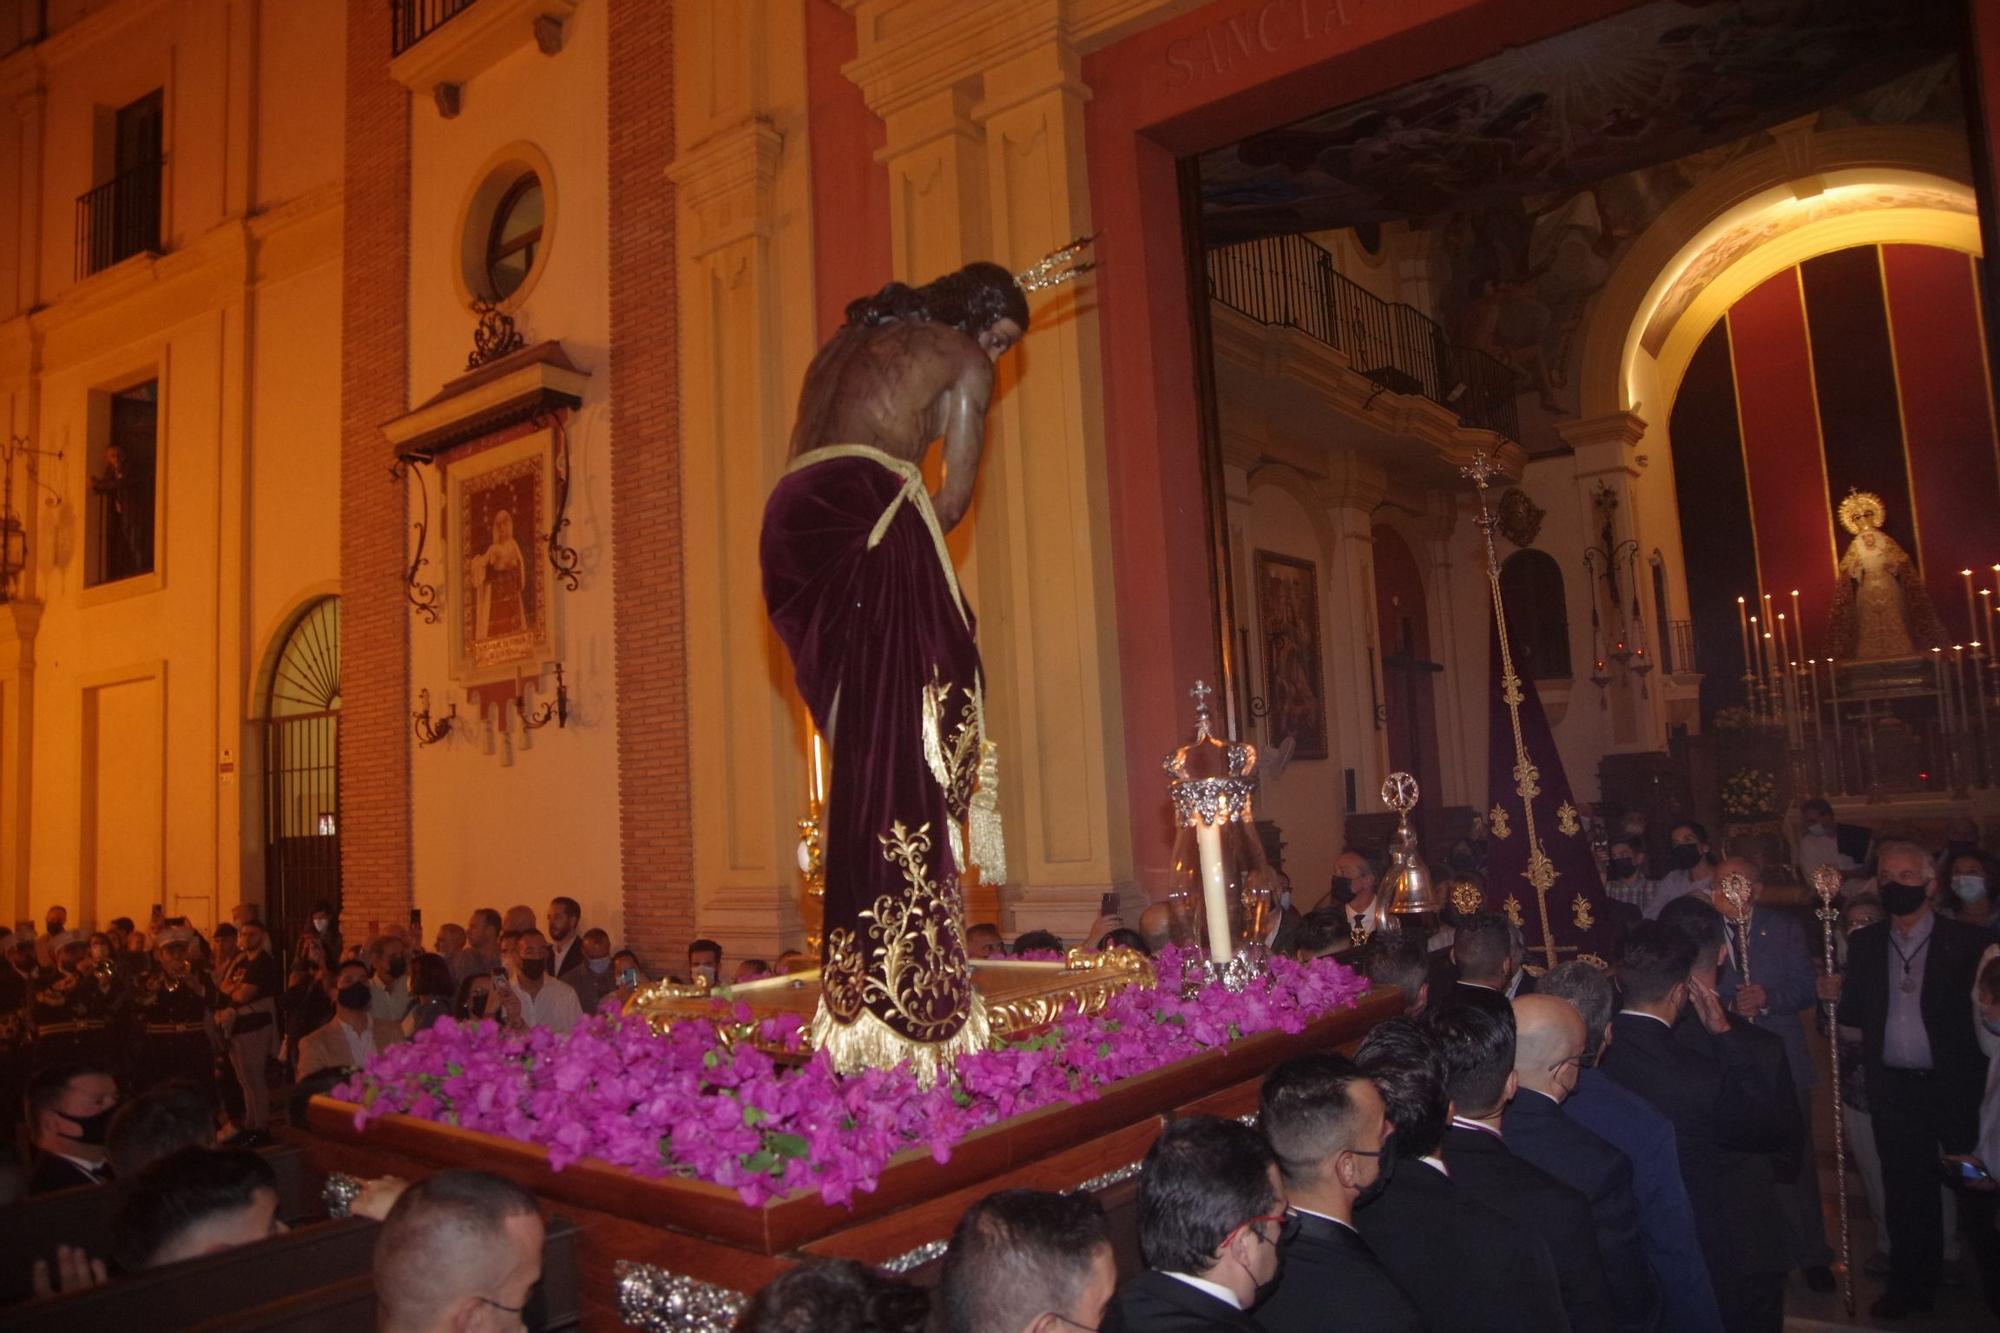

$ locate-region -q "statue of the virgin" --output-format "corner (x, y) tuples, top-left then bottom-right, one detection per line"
(1825, 489), (1945, 660)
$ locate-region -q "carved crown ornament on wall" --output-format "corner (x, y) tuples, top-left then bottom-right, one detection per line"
(1495, 487), (1545, 548)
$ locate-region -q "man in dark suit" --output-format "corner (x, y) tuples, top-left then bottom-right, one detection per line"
(1507, 994), (1662, 1333)
(1824, 840), (1993, 1317)
(546, 896), (587, 978)
(1604, 919), (1790, 1332)
(1300, 849), (1382, 950)
(1255, 1052), (1425, 1332)
(1430, 1002), (1615, 1332)
(1538, 959), (1722, 1333)
(936, 1189), (1116, 1333)
(1658, 894), (1800, 1333)
(1360, 937), (1432, 1019)
(1448, 912), (1532, 1015)
(26, 1063), (119, 1194)
(1103, 1116), (1281, 1332)
(1354, 1017), (1570, 1332)
(1708, 856), (1834, 1292)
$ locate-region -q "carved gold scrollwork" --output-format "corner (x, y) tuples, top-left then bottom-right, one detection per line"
(1488, 804), (1512, 840)
(1556, 800), (1581, 837)
(1571, 894), (1596, 930)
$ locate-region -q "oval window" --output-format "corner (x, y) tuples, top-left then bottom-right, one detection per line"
(484, 173), (545, 301)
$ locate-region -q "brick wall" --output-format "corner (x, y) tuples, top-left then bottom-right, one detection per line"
(336, 0), (413, 941)
(607, 0), (692, 968)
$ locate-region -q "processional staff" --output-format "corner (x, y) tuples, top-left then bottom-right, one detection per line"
(1717, 871), (1753, 989)
(1811, 863), (1856, 1318)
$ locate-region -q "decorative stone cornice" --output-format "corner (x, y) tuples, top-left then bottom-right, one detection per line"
(666, 120), (784, 260)
(381, 341), (589, 462)
(1557, 411), (1648, 478)
(843, 0), (1066, 119)
(388, 0), (580, 110)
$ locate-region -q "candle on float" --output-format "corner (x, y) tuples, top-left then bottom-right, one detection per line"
(1935, 647), (1951, 735)
(1965, 571), (1979, 644)
(1749, 616), (1763, 683)
(1195, 820), (1234, 965)
(1737, 597), (1753, 674)
(1954, 646), (1968, 732)
(1776, 614), (1789, 674)
(810, 730), (826, 807)
(1790, 589), (1803, 656)
(1984, 589), (1996, 659)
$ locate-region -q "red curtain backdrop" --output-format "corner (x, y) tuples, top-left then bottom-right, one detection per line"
(1725, 269), (1834, 662)
(1882, 244), (2000, 644)
(1681, 244), (2000, 662)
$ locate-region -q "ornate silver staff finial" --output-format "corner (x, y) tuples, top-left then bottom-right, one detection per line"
(1459, 451), (1501, 493)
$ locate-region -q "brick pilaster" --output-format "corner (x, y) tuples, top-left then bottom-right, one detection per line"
(336, 0), (414, 940)
(608, 0), (691, 968)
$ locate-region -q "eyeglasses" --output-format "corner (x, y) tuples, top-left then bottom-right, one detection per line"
(1548, 1053), (1585, 1076)
(1231, 1212), (1299, 1248)
(1043, 1316), (1100, 1332)
(475, 1294), (528, 1318)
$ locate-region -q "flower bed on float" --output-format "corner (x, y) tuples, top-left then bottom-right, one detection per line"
(334, 947), (1366, 1207)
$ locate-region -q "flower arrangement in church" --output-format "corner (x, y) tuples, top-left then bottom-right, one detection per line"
(333, 946), (1367, 1207)
(1720, 767), (1780, 819)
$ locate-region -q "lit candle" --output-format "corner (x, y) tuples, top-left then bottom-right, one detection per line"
(1750, 617), (1764, 685)
(1984, 589), (1996, 658)
(1790, 589), (1803, 656)
(1965, 570), (1979, 644)
(1776, 613), (1789, 673)
(1737, 596), (1752, 675)
(1196, 821), (1234, 965)
(810, 730), (826, 807)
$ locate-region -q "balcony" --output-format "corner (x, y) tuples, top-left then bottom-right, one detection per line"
(391, 0), (478, 57)
(74, 158), (162, 282)
(1208, 234), (1520, 444)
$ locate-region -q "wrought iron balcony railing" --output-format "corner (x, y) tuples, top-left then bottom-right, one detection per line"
(74, 158), (163, 282)
(392, 0), (479, 56)
(1207, 233), (1521, 444)
(1668, 619), (1699, 675)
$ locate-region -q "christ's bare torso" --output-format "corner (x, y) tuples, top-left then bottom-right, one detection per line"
(787, 319), (999, 532)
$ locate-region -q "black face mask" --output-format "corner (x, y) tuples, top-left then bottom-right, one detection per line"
(1607, 857), (1637, 881)
(337, 982), (372, 1011)
(1330, 876), (1357, 905)
(1668, 844), (1702, 872)
(1881, 881), (1929, 917)
(518, 957), (547, 981)
(386, 955), (408, 979)
(470, 991), (490, 1018)
(61, 1105), (116, 1147)
(1353, 1142), (1395, 1209)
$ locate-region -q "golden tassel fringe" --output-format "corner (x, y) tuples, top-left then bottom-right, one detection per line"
(808, 991), (992, 1090)
(970, 739), (1006, 885)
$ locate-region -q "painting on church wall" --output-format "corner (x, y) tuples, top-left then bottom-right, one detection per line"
(1254, 551), (1329, 761)
(447, 431), (554, 682)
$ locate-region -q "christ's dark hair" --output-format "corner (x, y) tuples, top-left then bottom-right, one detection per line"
(938, 1189), (1109, 1333)
(1613, 921), (1699, 1003)
(1136, 1116), (1278, 1274)
(844, 262), (1029, 338)
(1427, 1001), (1516, 1117)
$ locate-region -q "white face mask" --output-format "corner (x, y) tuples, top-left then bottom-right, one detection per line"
(587, 956), (610, 974)
(312, 917), (329, 932)
(1954, 875), (1989, 904)
(693, 963), (717, 984)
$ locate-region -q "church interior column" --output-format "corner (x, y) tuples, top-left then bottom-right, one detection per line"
(1316, 453), (1389, 807)
(849, 8), (1133, 937)
(669, 0), (822, 958)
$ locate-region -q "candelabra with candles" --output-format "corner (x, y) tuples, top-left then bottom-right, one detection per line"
(1163, 681), (1271, 992)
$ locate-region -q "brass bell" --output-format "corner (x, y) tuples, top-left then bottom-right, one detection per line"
(1377, 772), (1446, 916)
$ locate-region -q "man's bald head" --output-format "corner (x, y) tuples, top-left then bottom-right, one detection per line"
(1138, 903), (1173, 952)
(1512, 994), (1588, 1103)
(375, 1171), (544, 1332)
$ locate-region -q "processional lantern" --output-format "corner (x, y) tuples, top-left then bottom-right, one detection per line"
(1163, 681), (1273, 987)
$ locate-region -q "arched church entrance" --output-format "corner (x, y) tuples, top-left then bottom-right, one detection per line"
(262, 596), (341, 951)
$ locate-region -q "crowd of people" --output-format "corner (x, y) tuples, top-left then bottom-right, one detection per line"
(11, 811), (2000, 1328)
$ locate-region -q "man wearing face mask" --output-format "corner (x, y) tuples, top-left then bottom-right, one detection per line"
(1942, 852), (1997, 932)
(1643, 821), (1713, 920)
(1603, 835), (1656, 914)
(130, 928), (220, 1097)
(1822, 840), (1991, 1317)
(1506, 995), (1660, 1333)
(569, 928), (620, 1013)
(1796, 797), (1859, 883)
(510, 930), (582, 1034)
(306, 899), (342, 972)
(1254, 1052), (1423, 1332)
(367, 933), (412, 1027)
(31, 931), (125, 1070)
(687, 938), (725, 987)
(26, 1062), (119, 1192)
(1304, 850), (1381, 948)
(297, 959), (381, 1082)
(1104, 1115), (1284, 1331)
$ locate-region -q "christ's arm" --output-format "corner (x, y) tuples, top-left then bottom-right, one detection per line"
(930, 349), (996, 533)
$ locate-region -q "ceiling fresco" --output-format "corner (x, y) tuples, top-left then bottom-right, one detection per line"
(1197, 0), (1963, 244)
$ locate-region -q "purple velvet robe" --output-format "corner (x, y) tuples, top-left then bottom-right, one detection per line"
(761, 446), (991, 1079)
